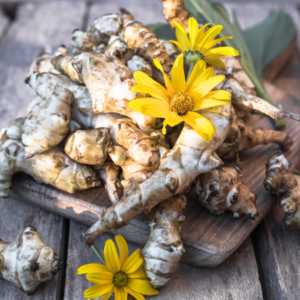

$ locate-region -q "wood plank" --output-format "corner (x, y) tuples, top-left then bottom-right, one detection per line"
(64, 221), (262, 300)
(0, 1), (86, 129)
(0, 195), (64, 299)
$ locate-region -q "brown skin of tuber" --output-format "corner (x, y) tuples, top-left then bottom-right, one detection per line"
(160, 0), (190, 31)
(0, 139), (101, 198)
(120, 8), (134, 27)
(196, 166), (259, 219)
(123, 21), (172, 73)
(0, 226), (62, 295)
(70, 29), (94, 55)
(142, 194), (187, 289)
(217, 107), (293, 160)
(93, 162), (123, 205)
(64, 128), (112, 165)
(264, 151), (300, 225)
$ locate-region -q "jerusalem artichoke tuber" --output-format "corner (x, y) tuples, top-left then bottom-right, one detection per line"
(123, 21), (173, 73)
(64, 128), (112, 165)
(127, 55), (153, 77)
(120, 8), (134, 26)
(142, 194), (187, 289)
(0, 226), (62, 294)
(160, 0), (190, 30)
(22, 87), (72, 157)
(70, 29), (94, 55)
(264, 151), (300, 225)
(0, 117), (25, 144)
(196, 166), (259, 219)
(93, 162), (123, 205)
(0, 139), (101, 197)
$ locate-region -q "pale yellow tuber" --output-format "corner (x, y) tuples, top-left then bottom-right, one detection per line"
(160, 0), (190, 30)
(70, 29), (94, 55)
(93, 162), (123, 205)
(159, 39), (180, 63)
(264, 151), (300, 226)
(0, 226), (62, 295)
(0, 117), (25, 144)
(123, 21), (172, 73)
(196, 166), (259, 219)
(142, 194), (187, 289)
(64, 128), (112, 165)
(22, 87), (72, 157)
(0, 139), (101, 197)
(120, 8), (134, 27)
(127, 55), (152, 77)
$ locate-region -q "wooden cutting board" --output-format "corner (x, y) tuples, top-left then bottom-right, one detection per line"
(9, 38), (299, 268)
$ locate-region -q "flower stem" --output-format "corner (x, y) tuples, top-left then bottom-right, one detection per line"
(186, 62), (195, 82)
(82, 233), (105, 264)
(156, 121), (164, 129)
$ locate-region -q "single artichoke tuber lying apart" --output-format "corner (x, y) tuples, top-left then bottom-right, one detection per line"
(264, 151), (300, 225)
(0, 226), (62, 294)
(196, 166), (259, 219)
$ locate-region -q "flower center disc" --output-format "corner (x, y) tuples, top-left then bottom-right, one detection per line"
(170, 92), (193, 116)
(113, 271), (128, 287)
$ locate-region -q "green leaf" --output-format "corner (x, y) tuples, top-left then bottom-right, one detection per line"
(147, 23), (176, 40)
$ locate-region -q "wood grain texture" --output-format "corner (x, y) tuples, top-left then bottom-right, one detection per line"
(64, 221), (262, 300)
(0, 1), (86, 129)
(0, 195), (64, 299)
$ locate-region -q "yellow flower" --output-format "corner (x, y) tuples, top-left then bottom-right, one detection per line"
(128, 53), (231, 141)
(78, 235), (159, 300)
(170, 17), (239, 68)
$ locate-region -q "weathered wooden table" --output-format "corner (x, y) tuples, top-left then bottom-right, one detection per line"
(1, 1), (300, 299)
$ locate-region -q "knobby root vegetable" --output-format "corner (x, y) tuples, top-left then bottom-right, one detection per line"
(70, 29), (93, 55)
(142, 194), (187, 289)
(26, 95), (43, 115)
(84, 102), (232, 245)
(93, 162), (123, 205)
(120, 8), (134, 26)
(264, 151), (300, 225)
(160, 0), (189, 31)
(123, 21), (172, 73)
(105, 35), (134, 64)
(51, 52), (157, 134)
(0, 226), (62, 295)
(22, 87), (72, 157)
(150, 129), (171, 149)
(218, 75), (300, 121)
(217, 107), (293, 160)
(196, 166), (259, 219)
(28, 45), (68, 76)
(0, 139), (101, 197)
(159, 39), (180, 63)
(88, 14), (122, 45)
(0, 117), (25, 145)
(64, 128), (112, 165)
(108, 145), (159, 196)
(127, 55), (152, 77)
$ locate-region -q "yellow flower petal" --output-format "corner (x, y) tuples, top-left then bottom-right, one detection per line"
(185, 60), (206, 93)
(193, 23), (211, 50)
(204, 36), (233, 50)
(115, 235), (129, 267)
(169, 40), (185, 53)
(163, 112), (183, 134)
(188, 17), (199, 51)
(171, 54), (185, 93)
(104, 239), (121, 273)
(86, 272), (114, 285)
(123, 286), (146, 300)
(173, 21), (190, 52)
(83, 283), (114, 299)
(134, 71), (170, 100)
(127, 265), (148, 279)
(153, 59), (175, 96)
(122, 248), (143, 274)
(203, 57), (226, 68)
(128, 98), (171, 118)
(193, 75), (225, 98)
(198, 25), (223, 52)
(182, 112), (214, 141)
(131, 85), (169, 103)
(127, 279), (160, 296)
(193, 91), (230, 111)
(114, 287), (128, 300)
(77, 263), (111, 275)
(204, 46), (239, 57)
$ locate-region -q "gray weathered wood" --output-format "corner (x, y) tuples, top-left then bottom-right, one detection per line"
(0, 1), (86, 128)
(0, 195), (64, 299)
(64, 221), (263, 300)
(0, 9), (9, 41)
